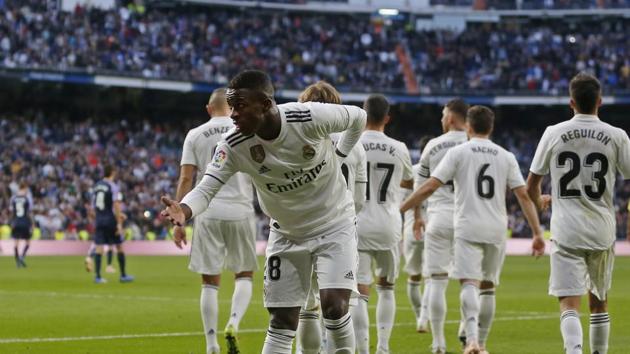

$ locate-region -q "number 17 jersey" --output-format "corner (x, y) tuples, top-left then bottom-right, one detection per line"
(530, 114), (630, 250)
(357, 131), (413, 250)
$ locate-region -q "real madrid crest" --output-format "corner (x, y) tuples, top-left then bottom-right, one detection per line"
(250, 144), (265, 163)
(302, 145), (315, 160)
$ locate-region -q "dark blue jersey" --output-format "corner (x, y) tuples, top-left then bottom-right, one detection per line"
(93, 180), (121, 227)
(11, 195), (32, 227)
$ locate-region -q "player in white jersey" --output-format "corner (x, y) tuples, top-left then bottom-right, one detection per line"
(402, 105), (545, 354)
(161, 70), (366, 354)
(412, 99), (469, 353)
(173, 88), (257, 354)
(527, 74), (630, 354)
(352, 94), (414, 354)
(295, 81), (367, 354)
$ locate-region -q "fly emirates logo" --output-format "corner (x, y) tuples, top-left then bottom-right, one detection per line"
(265, 159), (328, 193)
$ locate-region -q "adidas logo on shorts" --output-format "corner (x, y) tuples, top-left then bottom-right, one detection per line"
(344, 271), (354, 280)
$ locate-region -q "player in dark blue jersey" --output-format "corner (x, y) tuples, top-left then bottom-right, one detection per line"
(92, 165), (133, 283)
(11, 182), (33, 268)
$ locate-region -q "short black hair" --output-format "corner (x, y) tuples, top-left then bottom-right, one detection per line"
(104, 164), (115, 178)
(570, 73), (601, 114)
(466, 105), (495, 135)
(228, 70), (274, 97)
(363, 94), (390, 125)
(446, 98), (469, 120)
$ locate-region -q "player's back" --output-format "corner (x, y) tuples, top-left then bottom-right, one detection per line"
(437, 138), (524, 244)
(93, 180), (118, 226)
(530, 115), (630, 249)
(184, 117), (254, 220)
(358, 130), (413, 249)
(11, 194), (31, 226)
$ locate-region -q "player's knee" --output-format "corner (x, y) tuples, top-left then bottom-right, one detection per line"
(268, 307), (300, 330)
(589, 293), (607, 313)
(480, 280), (494, 289)
(201, 274), (221, 286)
(409, 274), (422, 282)
(235, 271), (253, 279)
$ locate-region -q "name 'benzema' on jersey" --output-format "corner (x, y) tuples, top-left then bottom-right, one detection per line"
(183, 101), (367, 241)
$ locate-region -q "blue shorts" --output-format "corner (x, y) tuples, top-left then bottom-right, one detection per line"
(95, 225), (122, 245)
(11, 224), (31, 240)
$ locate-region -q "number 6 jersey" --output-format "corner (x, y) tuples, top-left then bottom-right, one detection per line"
(432, 137), (525, 244)
(530, 114), (630, 249)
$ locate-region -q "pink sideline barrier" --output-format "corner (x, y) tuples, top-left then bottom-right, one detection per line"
(1, 239), (630, 256)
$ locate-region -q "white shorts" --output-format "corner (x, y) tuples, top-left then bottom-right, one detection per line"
(549, 241), (614, 301)
(424, 223), (455, 276)
(403, 236), (425, 276)
(451, 238), (506, 285)
(357, 247), (400, 285)
(263, 223), (359, 308)
(188, 214), (258, 275)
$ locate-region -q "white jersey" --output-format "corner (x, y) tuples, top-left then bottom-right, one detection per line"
(530, 114), (630, 250)
(403, 164), (425, 240)
(357, 131), (413, 250)
(181, 117), (254, 220)
(418, 131), (468, 223)
(181, 102), (367, 241)
(432, 138), (525, 244)
(330, 132), (368, 193)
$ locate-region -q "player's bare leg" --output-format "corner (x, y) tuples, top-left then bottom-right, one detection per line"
(589, 293), (609, 354)
(375, 277), (396, 353)
(478, 280), (496, 354)
(429, 273), (449, 353)
(460, 279), (481, 354)
(224, 271), (254, 354)
(201, 274), (221, 354)
(351, 283), (370, 354)
(559, 296), (583, 354)
(320, 288), (355, 354)
(262, 306), (300, 354)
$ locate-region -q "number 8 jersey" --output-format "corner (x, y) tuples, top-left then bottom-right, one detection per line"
(530, 114), (630, 249)
(432, 137), (525, 244)
(357, 131), (413, 250)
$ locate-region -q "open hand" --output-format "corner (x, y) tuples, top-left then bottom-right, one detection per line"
(413, 218), (425, 241)
(173, 226), (187, 249)
(160, 196), (186, 227)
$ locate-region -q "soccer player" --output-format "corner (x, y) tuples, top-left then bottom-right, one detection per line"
(414, 99), (469, 353)
(174, 88), (258, 354)
(92, 165), (133, 283)
(527, 73), (630, 354)
(10, 182), (33, 268)
(295, 81), (367, 354)
(161, 70), (366, 354)
(401, 105), (545, 354)
(352, 94), (414, 354)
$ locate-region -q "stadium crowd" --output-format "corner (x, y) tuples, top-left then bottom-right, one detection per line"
(1, 1), (630, 94)
(1, 114), (629, 241)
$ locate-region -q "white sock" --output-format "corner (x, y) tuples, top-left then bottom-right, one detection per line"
(478, 288), (496, 348)
(262, 327), (295, 354)
(407, 279), (422, 319)
(226, 277), (252, 330)
(429, 277), (449, 350)
(560, 310), (583, 354)
(324, 312), (355, 353)
(376, 285), (395, 351)
(460, 283), (480, 345)
(351, 295), (370, 354)
(297, 309), (321, 354)
(420, 278), (431, 324)
(590, 313), (610, 354)
(200, 284), (219, 352)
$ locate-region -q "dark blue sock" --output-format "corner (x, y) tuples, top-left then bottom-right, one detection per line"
(117, 253), (126, 277)
(14, 247), (19, 264)
(94, 253), (102, 278)
(22, 244), (30, 258)
(106, 249), (113, 266)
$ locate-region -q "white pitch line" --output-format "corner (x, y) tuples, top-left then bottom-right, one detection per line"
(0, 314), (563, 344)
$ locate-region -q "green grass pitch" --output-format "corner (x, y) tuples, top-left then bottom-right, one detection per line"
(1, 255), (629, 353)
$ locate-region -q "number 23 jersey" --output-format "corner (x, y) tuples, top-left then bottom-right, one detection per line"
(433, 138), (525, 244)
(530, 115), (630, 249)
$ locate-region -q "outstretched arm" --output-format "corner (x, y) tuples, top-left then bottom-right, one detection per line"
(400, 177), (442, 213)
